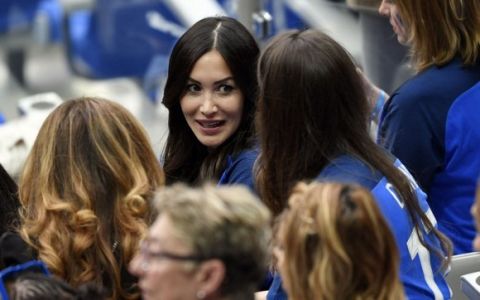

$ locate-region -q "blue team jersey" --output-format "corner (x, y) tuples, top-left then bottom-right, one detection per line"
(217, 149), (275, 291)
(217, 149), (258, 191)
(267, 155), (451, 300)
(378, 58), (480, 253)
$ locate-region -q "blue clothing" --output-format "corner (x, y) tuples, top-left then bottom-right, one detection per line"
(267, 155), (451, 300)
(217, 149), (258, 191)
(378, 58), (480, 253)
(217, 149), (273, 291)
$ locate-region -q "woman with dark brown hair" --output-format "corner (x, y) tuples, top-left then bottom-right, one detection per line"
(162, 16), (259, 190)
(256, 29), (452, 300)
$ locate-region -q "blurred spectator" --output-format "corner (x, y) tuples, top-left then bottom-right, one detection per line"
(0, 97), (165, 299)
(274, 182), (405, 300)
(8, 273), (106, 300)
(130, 183), (271, 300)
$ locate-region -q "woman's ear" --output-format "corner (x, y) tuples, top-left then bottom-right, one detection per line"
(194, 259), (226, 298)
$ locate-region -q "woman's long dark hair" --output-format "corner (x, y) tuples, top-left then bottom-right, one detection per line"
(255, 29), (451, 264)
(162, 16), (259, 184)
(0, 164), (19, 234)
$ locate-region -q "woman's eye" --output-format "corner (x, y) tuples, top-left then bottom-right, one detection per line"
(218, 84), (234, 94)
(186, 84), (201, 93)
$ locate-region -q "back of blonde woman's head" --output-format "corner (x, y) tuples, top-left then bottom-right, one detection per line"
(154, 183), (271, 299)
(277, 182), (404, 300)
(19, 97), (164, 299)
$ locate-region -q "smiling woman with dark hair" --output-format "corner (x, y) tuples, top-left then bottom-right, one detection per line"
(162, 16), (259, 189)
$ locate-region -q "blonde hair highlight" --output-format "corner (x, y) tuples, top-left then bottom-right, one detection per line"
(277, 182), (405, 300)
(19, 97), (164, 299)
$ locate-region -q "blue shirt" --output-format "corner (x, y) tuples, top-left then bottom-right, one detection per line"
(378, 58), (480, 253)
(217, 149), (258, 191)
(217, 148), (274, 290)
(267, 155), (451, 300)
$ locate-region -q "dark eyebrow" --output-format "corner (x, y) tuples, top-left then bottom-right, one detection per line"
(187, 77), (235, 85)
(214, 77), (235, 85)
(187, 78), (201, 84)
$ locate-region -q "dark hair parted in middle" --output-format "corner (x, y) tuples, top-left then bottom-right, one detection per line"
(162, 16), (259, 184)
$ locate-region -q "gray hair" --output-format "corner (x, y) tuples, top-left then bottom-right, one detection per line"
(154, 183), (272, 299)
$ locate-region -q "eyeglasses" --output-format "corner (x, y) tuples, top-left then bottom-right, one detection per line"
(0, 260), (51, 300)
(139, 240), (207, 264)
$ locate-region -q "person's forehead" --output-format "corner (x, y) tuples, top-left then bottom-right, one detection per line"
(148, 215), (187, 248)
(147, 215), (170, 238)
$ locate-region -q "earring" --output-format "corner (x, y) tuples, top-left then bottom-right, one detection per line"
(141, 262), (149, 272)
(196, 290), (206, 299)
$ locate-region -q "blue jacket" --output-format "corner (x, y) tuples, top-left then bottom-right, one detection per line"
(378, 58), (480, 253)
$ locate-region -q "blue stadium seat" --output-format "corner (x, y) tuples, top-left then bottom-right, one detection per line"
(64, 0), (182, 79)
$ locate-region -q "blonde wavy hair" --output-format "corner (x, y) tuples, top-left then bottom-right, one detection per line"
(276, 182), (405, 300)
(18, 97), (164, 299)
(154, 183), (271, 299)
(395, 0), (480, 71)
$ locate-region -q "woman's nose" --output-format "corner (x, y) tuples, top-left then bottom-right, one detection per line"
(199, 94), (218, 115)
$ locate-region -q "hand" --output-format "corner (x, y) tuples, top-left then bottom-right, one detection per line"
(356, 68), (388, 110)
(356, 68), (389, 125)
